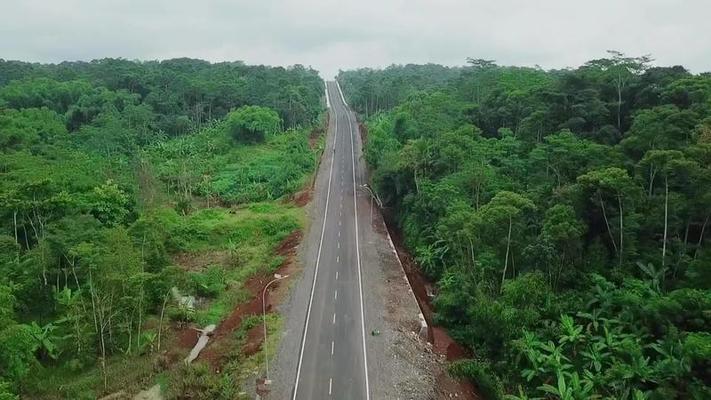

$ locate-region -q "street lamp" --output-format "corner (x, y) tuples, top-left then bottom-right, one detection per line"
(358, 184), (383, 224)
(262, 273), (289, 385)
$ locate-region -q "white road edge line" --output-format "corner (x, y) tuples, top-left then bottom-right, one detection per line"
(336, 79), (348, 106)
(292, 84), (338, 400)
(337, 79), (371, 400)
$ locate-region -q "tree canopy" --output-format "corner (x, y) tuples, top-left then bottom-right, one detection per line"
(339, 52), (711, 399)
(0, 57), (324, 398)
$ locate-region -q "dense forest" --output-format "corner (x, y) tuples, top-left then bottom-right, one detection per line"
(338, 53), (711, 399)
(0, 58), (324, 398)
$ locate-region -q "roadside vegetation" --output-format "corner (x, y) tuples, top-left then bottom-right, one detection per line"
(339, 53), (711, 399)
(0, 58), (323, 399)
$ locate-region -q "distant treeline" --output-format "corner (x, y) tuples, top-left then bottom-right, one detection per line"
(0, 57), (323, 135)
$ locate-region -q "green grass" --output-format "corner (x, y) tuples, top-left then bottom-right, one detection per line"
(157, 202), (302, 326)
(149, 123), (319, 206)
(23, 353), (156, 400)
(229, 313), (283, 393)
(155, 202), (302, 253)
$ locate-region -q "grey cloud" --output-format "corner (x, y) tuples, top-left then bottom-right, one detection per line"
(1, 0), (709, 79)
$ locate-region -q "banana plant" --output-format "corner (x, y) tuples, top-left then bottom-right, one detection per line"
(28, 322), (61, 360)
(539, 340), (572, 373)
(504, 386), (542, 400)
(538, 371), (574, 400)
(559, 315), (585, 351)
(636, 262), (667, 292)
(580, 341), (610, 373)
(539, 371), (599, 400)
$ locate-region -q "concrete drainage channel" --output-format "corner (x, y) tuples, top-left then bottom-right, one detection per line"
(384, 223), (430, 342)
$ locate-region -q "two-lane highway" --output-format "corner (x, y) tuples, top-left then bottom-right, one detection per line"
(291, 81), (370, 399)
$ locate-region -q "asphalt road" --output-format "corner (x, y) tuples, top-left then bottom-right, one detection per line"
(291, 81), (370, 400)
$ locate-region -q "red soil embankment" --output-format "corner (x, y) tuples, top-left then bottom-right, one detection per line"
(174, 230), (302, 370)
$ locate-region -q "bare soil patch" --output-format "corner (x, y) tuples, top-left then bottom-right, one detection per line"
(291, 189), (311, 207)
(176, 326), (200, 349)
(172, 250), (229, 271)
(241, 323), (265, 357)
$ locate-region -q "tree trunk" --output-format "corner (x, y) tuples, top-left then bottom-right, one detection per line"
(126, 314), (133, 355)
(683, 219), (690, 252)
(695, 215), (710, 259)
(100, 322), (108, 389)
(157, 292), (169, 351)
(501, 216), (512, 293)
(13, 210), (18, 246)
(662, 176), (669, 267)
(600, 194), (618, 254)
(137, 236), (145, 352)
(414, 168), (420, 194)
(648, 166), (657, 198)
(618, 194), (624, 267)
(616, 74), (623, 130)
(474, 182), (481, 210)
(468, 238), (475, 269)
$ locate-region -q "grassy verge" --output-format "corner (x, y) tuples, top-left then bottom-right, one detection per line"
(156, 203), (303, 326)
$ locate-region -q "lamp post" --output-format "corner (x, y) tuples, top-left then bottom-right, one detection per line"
(358, 184), (383, 224)
(262, 273), (289, 385)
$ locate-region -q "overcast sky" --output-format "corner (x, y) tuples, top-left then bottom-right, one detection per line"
(1, 0), (709, 78)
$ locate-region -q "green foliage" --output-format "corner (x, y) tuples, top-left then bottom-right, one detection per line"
(166, 363), (229, 400)
(0, 108), (67, 149)
(450, 359), (504, 400)
(0, 58), (322, 398)
(148, 120), (317, 205)
(341, 54), (711, 398)
(0, 381), (18, 400)
(190, 265), (226, 298)
(226, 105), (281, 143)
(84, 180), (132, 226)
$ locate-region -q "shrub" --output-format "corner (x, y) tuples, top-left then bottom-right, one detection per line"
(449, 359), (504, 400)
(225, 106), (280, 143)
(190, 266), (226, 298)
(167, 363), (224, 400)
